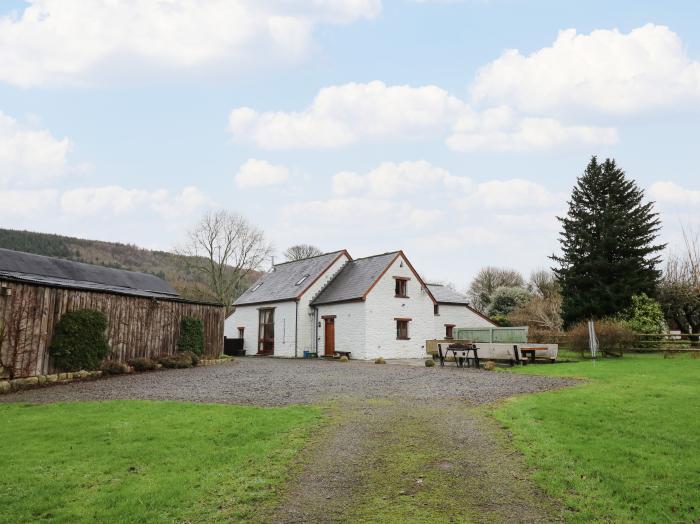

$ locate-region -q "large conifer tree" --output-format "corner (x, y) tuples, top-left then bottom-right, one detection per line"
(552, 157), (665, 325)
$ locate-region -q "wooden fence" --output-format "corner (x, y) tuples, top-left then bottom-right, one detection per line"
(0, 279), (225, 378)
(529, 332), (700, 354)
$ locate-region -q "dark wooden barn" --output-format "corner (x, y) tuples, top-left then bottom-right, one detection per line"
(0, 248), (224, 379)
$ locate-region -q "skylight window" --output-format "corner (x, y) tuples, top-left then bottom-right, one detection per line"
(295, 274), (310, 286)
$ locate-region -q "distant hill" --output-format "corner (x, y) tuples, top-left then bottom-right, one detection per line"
(0, 228), (260, 302)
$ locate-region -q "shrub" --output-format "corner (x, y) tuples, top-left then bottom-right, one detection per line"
(128, 357), (157, 372)
(424, 358), (435, 367)
(568, 319), (637, 356)
(527, 328), (564, 344)
(374, 357), (386, 364)
(487, 286), (532, 318)
(490, 314), (511, 327)
(619, 293), (667, 335)
(101, 360), (130, 375)
(483, 360), (496, 371)
(49, 309), (110, 371)
(339, 355), (349, 363)
(159, 351), (199, 369)
(178, 317), (204, 355)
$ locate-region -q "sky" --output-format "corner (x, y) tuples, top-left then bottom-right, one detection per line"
(1, 0), (699, 289)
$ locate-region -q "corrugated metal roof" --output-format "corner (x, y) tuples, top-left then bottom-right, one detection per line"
(311, 252), (399, 305)
(0, 247), (179, 299)
(234, 251), (348, 306)
(426, 283), (470, 305)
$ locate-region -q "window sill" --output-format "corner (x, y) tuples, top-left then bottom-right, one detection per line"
(394, 295), (409, 299)
(396, 337), (411, 341)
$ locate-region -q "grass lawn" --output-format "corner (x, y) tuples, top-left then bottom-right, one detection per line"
(0, 401), (320, 523)
(493, 354), (700, 523)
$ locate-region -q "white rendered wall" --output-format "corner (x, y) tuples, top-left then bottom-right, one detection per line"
(315, 302), (366, 358)
(364, 254), (435, 360)
(297, 253), (351, 355)
(223, 300), (297, 356)
(434, 304), (494, 338)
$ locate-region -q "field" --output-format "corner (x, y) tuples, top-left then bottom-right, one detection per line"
(494, 354), (700, 523)
(0, 401), (320, 523)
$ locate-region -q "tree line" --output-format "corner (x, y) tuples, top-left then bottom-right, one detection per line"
(180, 156), (699, 339)
(466, 156), (699, 342)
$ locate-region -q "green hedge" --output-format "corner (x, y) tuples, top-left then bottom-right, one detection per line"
(50, 309), (110, 371)
(178, 316), (204, 356)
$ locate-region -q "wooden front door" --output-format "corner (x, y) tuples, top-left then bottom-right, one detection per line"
(324, 317), (335, 357)
(258, 308), (274, 355)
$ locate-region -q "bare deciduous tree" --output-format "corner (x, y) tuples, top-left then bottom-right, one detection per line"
(467, 267), (525, 312)
(528, 268), (560, 298)
(177, 211), (273, 312)
(658, 226), (700, 337)
(284, 244), (323, 261)
(508, 294), (564, 332)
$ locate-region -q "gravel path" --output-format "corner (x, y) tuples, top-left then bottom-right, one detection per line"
(274, 399), (565, 523)
(1, 357), (576, 406)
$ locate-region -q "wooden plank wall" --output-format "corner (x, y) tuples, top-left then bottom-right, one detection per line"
(0, 280), (224, 378)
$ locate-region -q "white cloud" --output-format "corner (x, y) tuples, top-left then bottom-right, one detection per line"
(235, 158), (289, 188)
(60, 185), (209, 218)
(0, 111), (73, 183)
(332, 160), (470, 197)
(229, 81), (466, 149)
(448, 109), (618, 152)
(467, 179), (563, 209)
(649, 181), (700, 206)
(150, 186), (210, 219)
(0, 0), (381, 87)
(230, 80), (619, 152)
(282, 197), (439, 233)
(329, 160), (560, 212)
(0, 189), (59, 219)
(471, 24), (700, 114)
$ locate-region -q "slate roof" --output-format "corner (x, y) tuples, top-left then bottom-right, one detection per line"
(234, 250), (348, 306)
(426, 284), (470, 305)
(311, 252), (399, 305)
(0, 248), (179, 299)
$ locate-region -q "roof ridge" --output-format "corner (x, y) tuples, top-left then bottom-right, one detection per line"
(272, 249), (345, 267)
(346, 250), (400, 262)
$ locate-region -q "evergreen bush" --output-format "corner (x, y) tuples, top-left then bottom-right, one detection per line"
(178, 317), (204, 355)
(619, 293), (667, 334)
(128, 357), (157, 372)
(49, 309), (110, 371)
(159, 351), (199, 369)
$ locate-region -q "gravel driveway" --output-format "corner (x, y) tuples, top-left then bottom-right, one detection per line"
(1, 357), (575, 406)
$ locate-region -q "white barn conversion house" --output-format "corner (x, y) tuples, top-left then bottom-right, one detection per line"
(224, 250), (495, 360)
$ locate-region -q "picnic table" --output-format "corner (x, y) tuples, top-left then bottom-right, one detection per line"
(437, 343), (480, 368)
(514, 345), (550, 364)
